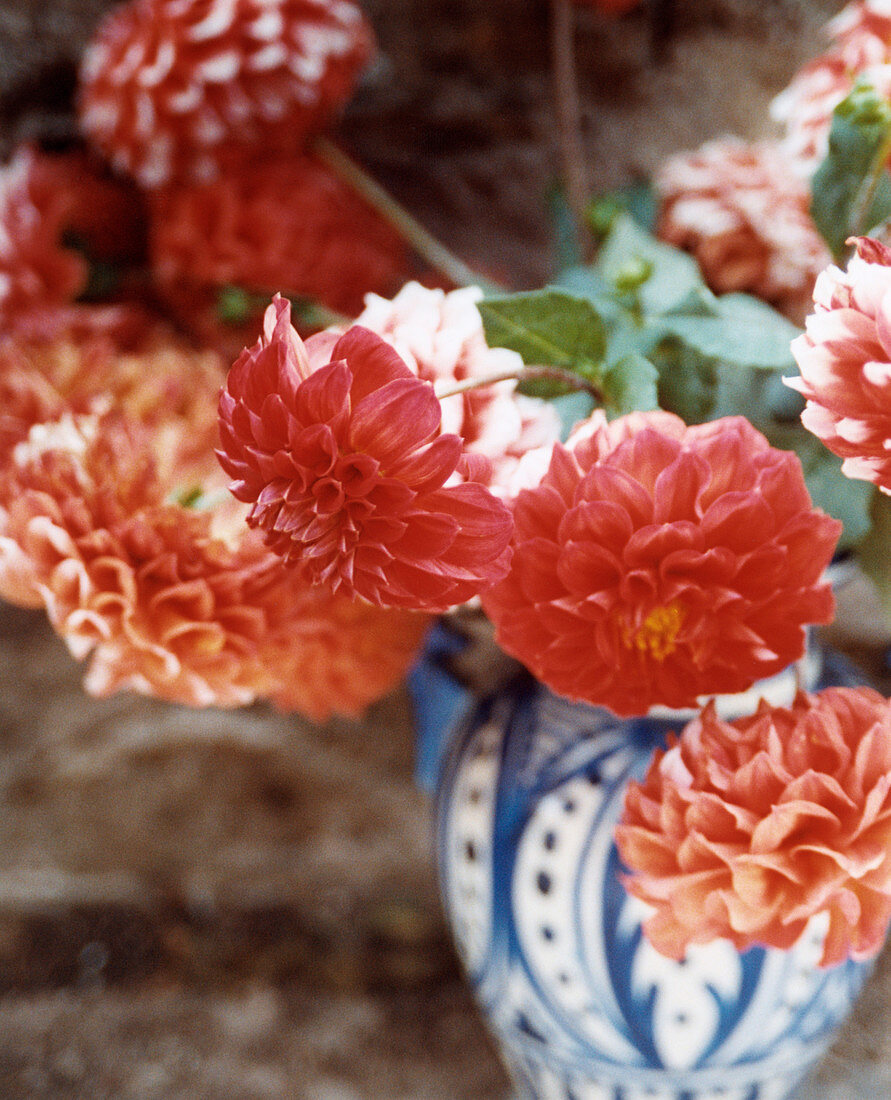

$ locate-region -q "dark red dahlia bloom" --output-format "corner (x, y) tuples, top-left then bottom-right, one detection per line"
(216, 296), (513, 611)
(78, 0), (374, 187)
(481, 411), (841, 717)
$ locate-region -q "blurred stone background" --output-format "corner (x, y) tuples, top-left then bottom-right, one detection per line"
(2, 0), (891, 1097)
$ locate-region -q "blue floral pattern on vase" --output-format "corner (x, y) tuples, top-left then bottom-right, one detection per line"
(415, 639), (873, 1100)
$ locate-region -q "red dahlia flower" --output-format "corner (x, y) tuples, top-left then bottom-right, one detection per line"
(481, 411), (840, 717)
(150, 154), (407, 318)
(788, 236), (891, 495)
(655, 137), (830, 323)
(78, 0), (374, 188)
(0, 146), (88, 326)
(616, 687), (891, 967)
(0, 410), (428, 716)
(216, 296), (513, 611)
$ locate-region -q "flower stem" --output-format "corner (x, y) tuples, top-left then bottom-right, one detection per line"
(313, 137), (504, 293)
(436, 364), (604, 403)
(551, 0), (593, 259)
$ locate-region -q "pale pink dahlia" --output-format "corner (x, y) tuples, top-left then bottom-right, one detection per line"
(150, 154), (407, 318)
(481, 411), (840, 718)
(788, 236), (891, 494)
(0, 410), (428, 716)
(655, 137), (830, 322)
(616, 687), (891, 967)
(216, 296), (513, 611)
(355, 282), (562, 497)
(78, 0), (374, 188)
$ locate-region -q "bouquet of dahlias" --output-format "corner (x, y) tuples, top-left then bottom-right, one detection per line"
(3, 0), (891, 978)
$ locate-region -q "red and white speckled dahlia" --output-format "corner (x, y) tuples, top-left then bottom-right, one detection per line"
(788, 236), (891, 495)
(655, 137), (830, 322)
(150, 154), (407, 317)
(481, 410), (840, 718)
(616, 687), (891, 967)
(78, 0), (374, 187)
(216, 296), (514, 611)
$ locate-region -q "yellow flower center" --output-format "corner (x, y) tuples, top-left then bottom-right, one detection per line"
(622, 602), (684, 662)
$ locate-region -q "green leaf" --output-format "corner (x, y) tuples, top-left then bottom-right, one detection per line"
(858, 490), (891, 622)
(548, 185), (584, 272)
(601, 353), (659, 417)
(586, 179), (658, 238)
(658, 293), (801, 371)
(654, 339), (718, 423)
(810, 79), (891, 259)
(477, 290), (607, 390)
(594, 214), (704, 315)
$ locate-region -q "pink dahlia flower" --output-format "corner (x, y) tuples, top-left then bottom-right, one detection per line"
(481, 411), (840, 718)
(355, 282), (562, 497)
(0, 146), (89, 327)
(616, 687), (891, 967)
(78, 0), (374, 188)
(150, 154), (407, 318)
(788, 236), (891, 494)
(655, 137), (830, 322)
(216, 296), (513, 611)
(0, 410), (428, 716)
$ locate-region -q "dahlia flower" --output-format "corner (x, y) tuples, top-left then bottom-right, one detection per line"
(0, 410), (428, 716)
(78, 0), (374, 188)
(355, 282), (562, 497)
(655, 137), (830, 322)
(150, 154), (407, 318)
(217, 296), (513, 611)
(788, 236), (891, 495)
(616, 687), (891, 968)
(481, 411), (840, 717)
(0, 146), (88, 326)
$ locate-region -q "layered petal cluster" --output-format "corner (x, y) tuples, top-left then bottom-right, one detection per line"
(771, 3), (891, 176)
(616, 687), (891, 967)
(788, 236), (891, 494)
(0, 410), (429, 716)
(217, 296), (514, 611)
(0, 146), (88, 327)
(356, 282), (562, 497)
(150, 154), (407, 318)
(78, 0), (374, 188)
(481, 411), (840, 717)
(655, 137), (830, 322)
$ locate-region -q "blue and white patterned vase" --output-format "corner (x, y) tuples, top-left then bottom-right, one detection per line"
(409, 627), (873, 1100)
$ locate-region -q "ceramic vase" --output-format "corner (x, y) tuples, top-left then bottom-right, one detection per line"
(410, 628), (873, 1100)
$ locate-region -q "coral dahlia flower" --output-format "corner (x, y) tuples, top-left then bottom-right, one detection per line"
(0, 410), (428, 716)
(355, 282), (562, 497)
(481, 411), (840, 717)
(216, 296), (513, 611)
(655, 137), (830, 322)
(150, 154), (407, 318)
(0, 146), (89, 327)
(78, 0), (374, 188)
(616, 687), (891, 967)
(788, 236), (891, 495)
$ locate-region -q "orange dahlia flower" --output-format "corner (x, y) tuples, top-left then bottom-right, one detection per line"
(788, 236), (891, 495)
(355, 282), (562, 497)
(217, 296), (514, 611)
(150, 154), (407, 318)
(0, 146), (88, 326)
(0, 410), (428, 716)
(78, 0), (374, 188)
(616, 687), (891, 968)
(655, 137), (830, 323)
(481, 411), (840, 717)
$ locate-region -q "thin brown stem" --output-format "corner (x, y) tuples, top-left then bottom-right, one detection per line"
(551, 0), (592, 258)
(313, 137), (504, 293)
(435, 364), (604, 404)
